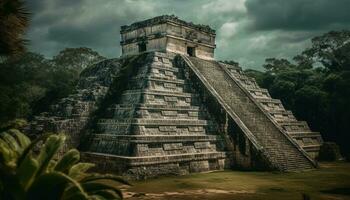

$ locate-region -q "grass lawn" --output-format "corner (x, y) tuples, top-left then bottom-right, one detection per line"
(121, 162), (350, 200)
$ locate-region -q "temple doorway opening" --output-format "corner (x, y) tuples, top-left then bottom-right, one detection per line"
(187, 46), (196, 57)
(138, 43), (147, 52)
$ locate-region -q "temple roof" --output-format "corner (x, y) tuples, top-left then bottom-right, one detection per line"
(120, 15), (215, 34)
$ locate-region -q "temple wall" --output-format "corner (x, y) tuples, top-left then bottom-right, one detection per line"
(148, 37), (167, 52)
(121, 21), (215, 60)
(166, 37), (214, 60)
(121, 23), (167, 41)
(121, 23), (215, 46)
(166, 37), (187, 55)
(122, 43), (138, 55)
(122, 38), (167, 56)
(196, 45), (215, 60)
(165, 23), (215, 46)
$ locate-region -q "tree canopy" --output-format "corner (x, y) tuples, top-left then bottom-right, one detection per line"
(245, 30), (350, 160)
(0, 48), (105, 125)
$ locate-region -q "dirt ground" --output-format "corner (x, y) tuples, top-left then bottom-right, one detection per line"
(118, 162), (350, 200)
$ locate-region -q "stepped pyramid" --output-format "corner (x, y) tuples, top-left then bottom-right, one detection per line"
(30, 15), (323, 179)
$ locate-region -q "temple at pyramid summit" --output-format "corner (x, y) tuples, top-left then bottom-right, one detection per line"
(30, 15), (323, 179)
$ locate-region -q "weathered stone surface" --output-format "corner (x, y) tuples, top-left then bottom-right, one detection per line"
(30, 16), (322, 179)
(80, 52), (226, 179)
(177, 55), (321, 170)
(29, 58), (125, 151)
(120, 15), (215, 60)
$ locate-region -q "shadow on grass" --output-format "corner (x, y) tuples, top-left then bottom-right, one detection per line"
(321, 187), (350, 196)
(268, 187), (286, 192)
(176, 182), (195, 189)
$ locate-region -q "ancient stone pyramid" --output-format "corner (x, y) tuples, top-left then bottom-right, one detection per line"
(30, 15), (323, 179)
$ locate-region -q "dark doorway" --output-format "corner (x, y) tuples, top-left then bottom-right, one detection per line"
(187, 46), (195, 57)
(138, 43), (147, 52)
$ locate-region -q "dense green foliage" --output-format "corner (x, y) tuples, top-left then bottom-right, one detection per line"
(0, 48), (105, 125)
(245, 30), (350, 160)
(0, 128), (129, 200)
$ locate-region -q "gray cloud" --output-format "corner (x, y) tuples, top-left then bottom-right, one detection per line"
(25, 0), (350, 70)
(245, 0), (350, 31)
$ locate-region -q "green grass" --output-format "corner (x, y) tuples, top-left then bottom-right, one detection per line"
(121, 162), (350, 200)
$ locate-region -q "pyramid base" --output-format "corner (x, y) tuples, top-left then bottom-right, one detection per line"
(82, 152), (228, 179)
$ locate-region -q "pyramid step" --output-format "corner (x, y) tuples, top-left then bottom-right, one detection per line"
(121, 89), (197, 106)
(182, 56), (315, 171)
(97, 118), (213, 135)
(109, 104), (200, 111)
(89, 134), (219, 143)
(106, 104), (207, 122)
(99, 118), (208, 125)
(87, 134), (222, 156)
(132, 76), (185, 84)
(269, 111), (297, 123)
(247, 88), (271, 99)
(279, 121), (310, 132)
(151, 63), (179, 72)
(269, 110), (294, 115)
(129, 77), (187, 93)
(131, 63), (181, 81)
(83, 151), (226, 167)
(122, 89), (192, 97)
(288, 131), (322, 138)
(256, 99), (285, 112)
(149, 67), (183, 80)
(256, 98), (282, 104)
(302, 145), (321, 151)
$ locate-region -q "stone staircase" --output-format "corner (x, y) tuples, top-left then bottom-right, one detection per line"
(180, 55), (318, 171)
(221, 63), (323, 159)
(83, 52), (226, 179)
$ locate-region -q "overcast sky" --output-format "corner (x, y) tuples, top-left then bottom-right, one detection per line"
(26, 0), (350, 70)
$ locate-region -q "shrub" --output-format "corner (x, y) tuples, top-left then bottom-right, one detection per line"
(318, 142), (342, 161)
(0, 129), (130, 200)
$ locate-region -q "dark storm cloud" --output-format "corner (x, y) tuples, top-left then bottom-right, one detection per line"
(54, 0), (84, 7)
(26, 0), (158, 57)
(26, 0), (46, 13)
(25, 0), (350, 69)
(245, 0), (350, 30)
(46, 13), (120, 47)
(47, 23), (104, 46)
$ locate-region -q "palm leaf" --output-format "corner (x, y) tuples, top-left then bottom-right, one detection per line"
(54, 149), (80, 173)
(64, 181), (124, 199)
(27, 171), (88, 200)
(36, 134), (65, 176)
(47, 159), (58, 172)
(69, 163), (95, 180)
(0, 132), (21, 156)
(91, 190), (121, 199)
(9, 129), (31, 149)
(81, 174), (131, 186)
(89, 195), (108, 200)
(16, 153), (39, 190)
(0, 137), (16, 166)
(81, 182), (123, 199)
(17, 133), (51, 167)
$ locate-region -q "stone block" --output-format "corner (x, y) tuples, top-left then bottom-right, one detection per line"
(189, 160), (209, 172)
(194, 142), (210, 149)
(161, 110), (177, 116)
(159, 126), (177, 132)
(163, 143), (183, 150)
